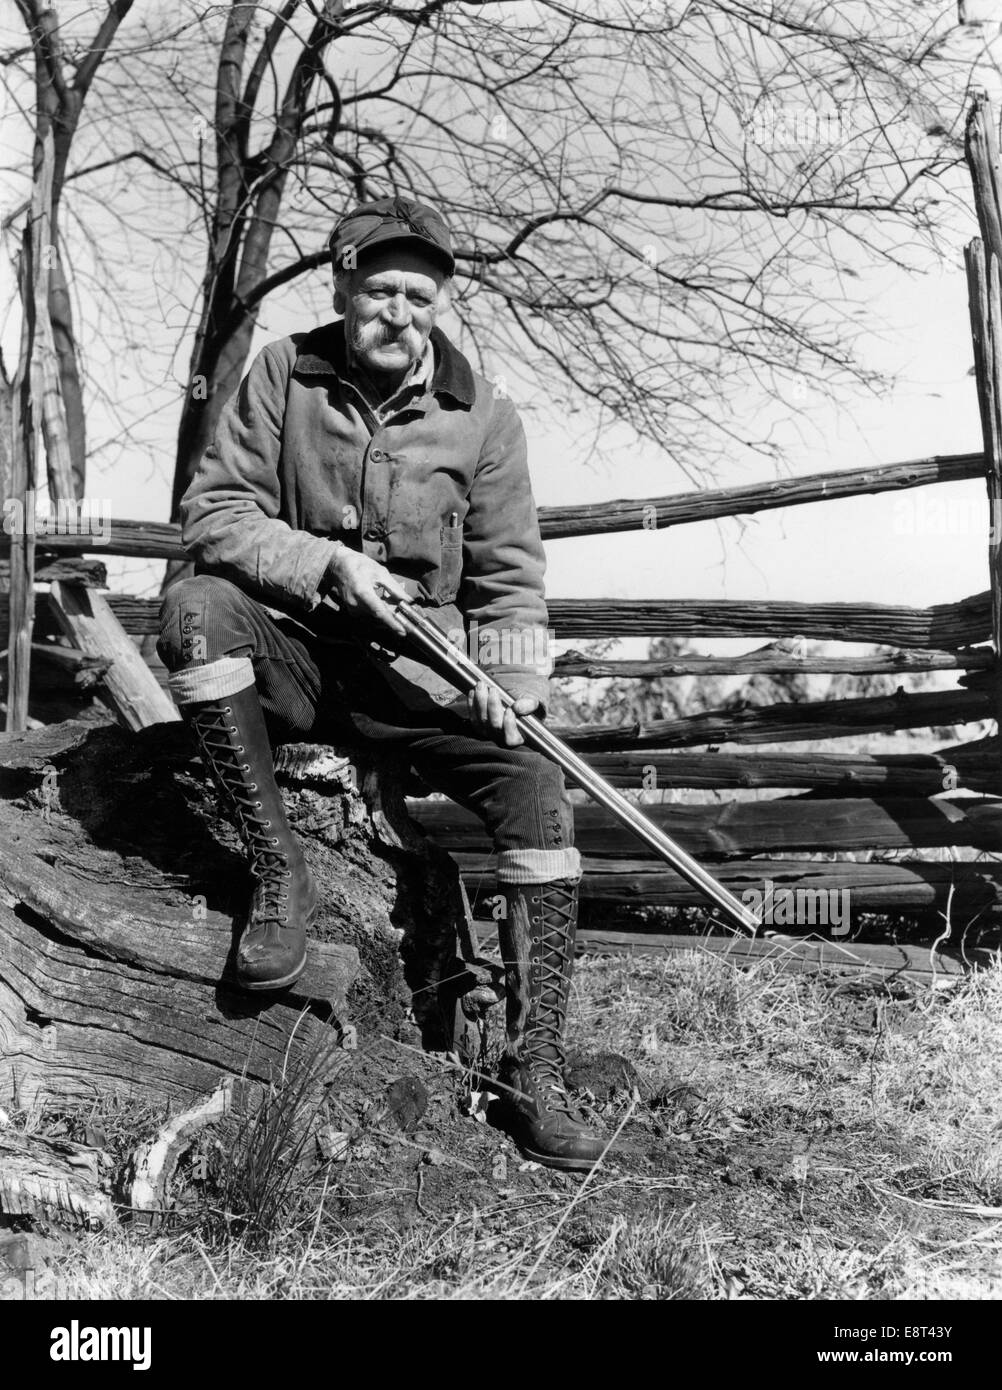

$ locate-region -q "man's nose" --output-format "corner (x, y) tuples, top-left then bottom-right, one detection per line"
(383, 293), (411, 327)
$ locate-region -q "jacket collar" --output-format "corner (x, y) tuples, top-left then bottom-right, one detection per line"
(293, 320), (475, 407)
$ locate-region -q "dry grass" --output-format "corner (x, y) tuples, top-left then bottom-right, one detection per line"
(6, 949), (1002, 1301)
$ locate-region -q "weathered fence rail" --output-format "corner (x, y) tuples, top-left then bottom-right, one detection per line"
(411, 794), (1002, 857)
(0, 448), (987, 557)
(1, 589), (993, 653)
(456, 856), (1002, 912)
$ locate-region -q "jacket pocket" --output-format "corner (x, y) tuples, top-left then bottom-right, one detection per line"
(434, 521), (463, 604)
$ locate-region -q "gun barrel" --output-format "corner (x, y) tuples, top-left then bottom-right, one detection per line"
(392, 601), (760, 936)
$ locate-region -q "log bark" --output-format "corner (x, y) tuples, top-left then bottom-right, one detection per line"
(16, 591), (987, 651)
(412, 793), (1002, 857)
(538, 451), (986, 539)
(46, 580), (179, 731)
(545, 595), (992, 648)
(0, 518), (186, 563)
(0, 1128), (117, 1231)
(6, 221), (35, 734)
(550, 686), (991, 750)
(2, 451), (987, 558)
(0, 721), (467, 1110)
(553, 646), (994, 678)
(574, 740), (1000, 794)
(456, 853), (1002, 913)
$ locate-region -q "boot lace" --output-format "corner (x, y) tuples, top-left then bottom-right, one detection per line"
(525, 881), (577, 1109)
(192, 705), (292, 923)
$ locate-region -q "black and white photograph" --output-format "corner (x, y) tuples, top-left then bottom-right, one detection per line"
(0, 0), (999, 1331)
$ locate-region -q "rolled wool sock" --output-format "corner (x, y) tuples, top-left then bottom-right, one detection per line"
(167, 655), (255, 706)
(496, 846), (582, 885)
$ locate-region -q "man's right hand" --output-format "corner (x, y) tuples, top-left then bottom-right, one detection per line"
(323, 546), (410, 637)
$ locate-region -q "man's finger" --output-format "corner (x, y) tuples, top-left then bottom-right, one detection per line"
(486, 687), (505, 729)
(360, 588), (407, 635)
(473, 682), (491, 724)
(375, 578), (411, 605)
(502, 707), (523, 746)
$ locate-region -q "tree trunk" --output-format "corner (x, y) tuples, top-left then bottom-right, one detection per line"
(0, 720), (470, 1111)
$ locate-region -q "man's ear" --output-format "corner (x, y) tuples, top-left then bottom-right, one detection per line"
(435, 279), (452, 315)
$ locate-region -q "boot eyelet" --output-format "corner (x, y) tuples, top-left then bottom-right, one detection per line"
(272, 838), (280, 846)
(229, 726), (238, 734)
(223, 706), (232, 714)
(236, 745), (245, 754)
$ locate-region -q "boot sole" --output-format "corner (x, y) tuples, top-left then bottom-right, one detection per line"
(518, 1144), (608, 1173)
(235, 894), (317, 993)
(238, 954), (308, 992)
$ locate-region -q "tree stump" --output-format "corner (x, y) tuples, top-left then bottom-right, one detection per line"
(0, 719), (474, 1111)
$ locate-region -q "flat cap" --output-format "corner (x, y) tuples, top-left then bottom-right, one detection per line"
(328, 195), (455, 276)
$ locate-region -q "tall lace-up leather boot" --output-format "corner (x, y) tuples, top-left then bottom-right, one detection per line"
(496, 877), (607, 1171)
(176, 667), (317, 991)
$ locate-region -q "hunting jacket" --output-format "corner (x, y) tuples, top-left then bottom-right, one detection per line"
(179, 320), (551, 713)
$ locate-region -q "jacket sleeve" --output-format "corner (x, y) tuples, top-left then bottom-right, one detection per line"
(459, 395), (552, 713)
(180, 341), (341, 610)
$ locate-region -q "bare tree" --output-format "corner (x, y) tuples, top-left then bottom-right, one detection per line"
(7, 0), (135, 499)
(2, 2), (990, 519)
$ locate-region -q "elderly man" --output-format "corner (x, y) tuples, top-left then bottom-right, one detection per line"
(159, 197), (604, 1170)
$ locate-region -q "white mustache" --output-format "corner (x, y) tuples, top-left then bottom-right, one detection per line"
(357, 323), (418, 351)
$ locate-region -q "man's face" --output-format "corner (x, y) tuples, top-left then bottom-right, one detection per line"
(336, 246), (449, 376)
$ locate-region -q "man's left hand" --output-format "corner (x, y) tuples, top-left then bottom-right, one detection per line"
(467, 683), (539, 747)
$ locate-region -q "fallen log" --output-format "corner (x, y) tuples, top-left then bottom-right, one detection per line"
(0, 1128), (118, 1231)
(0, 721), (467, 1109)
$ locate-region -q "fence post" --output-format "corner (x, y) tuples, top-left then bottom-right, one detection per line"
(964, 94), (1002, 748)
(5, 226), (36, 734)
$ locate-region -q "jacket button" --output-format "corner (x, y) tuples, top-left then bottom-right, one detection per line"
(370, 447), (386, 462)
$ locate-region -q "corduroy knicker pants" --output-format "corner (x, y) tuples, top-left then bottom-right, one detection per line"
(158, 575), (580, 885)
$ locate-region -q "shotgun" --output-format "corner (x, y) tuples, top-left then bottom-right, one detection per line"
(385, 596), (761, 937)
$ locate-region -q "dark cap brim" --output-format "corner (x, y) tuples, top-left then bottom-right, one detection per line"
(335, 225), (455, 276)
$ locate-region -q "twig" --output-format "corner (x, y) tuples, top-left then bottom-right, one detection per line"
(869, 1181), (1002, 1220)
(414, 1161), (429, 1216)
(365, 1123), (479, 1173)
(929, 882), (954, 988)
